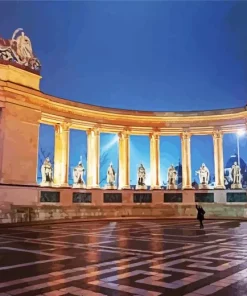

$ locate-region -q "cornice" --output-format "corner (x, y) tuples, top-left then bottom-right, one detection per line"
(0, 81), (247, 134)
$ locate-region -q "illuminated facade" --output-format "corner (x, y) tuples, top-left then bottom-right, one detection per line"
(0, 29), (247, 222)
(2, 65), (246, 189)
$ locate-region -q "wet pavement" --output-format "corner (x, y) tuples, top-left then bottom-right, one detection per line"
(0, 219), (247, 295)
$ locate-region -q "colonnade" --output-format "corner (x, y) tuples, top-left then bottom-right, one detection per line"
(48, 122), (226, 190)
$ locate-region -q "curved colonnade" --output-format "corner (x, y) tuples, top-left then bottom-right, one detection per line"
(41, 95), (244, 190)
(0, 64), (247, 222)
(2, 65), (246, 189)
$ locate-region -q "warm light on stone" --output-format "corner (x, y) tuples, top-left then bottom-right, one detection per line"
(150, 133), (160, 189)
(0, 64), (41, 90)
(0, 30), (247, 221)
(87, 128), (100, 188)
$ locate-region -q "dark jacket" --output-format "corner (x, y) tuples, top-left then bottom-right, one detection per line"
(196, 206), (205, 221)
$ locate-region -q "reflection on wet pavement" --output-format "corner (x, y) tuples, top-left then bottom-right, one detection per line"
(0, 219), (246, 295)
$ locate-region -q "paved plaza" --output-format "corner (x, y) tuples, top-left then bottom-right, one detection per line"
(0, 220), (247, 295)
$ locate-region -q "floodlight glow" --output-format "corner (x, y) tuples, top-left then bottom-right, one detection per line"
(101, 135), (118, 154)
(237, 130), (246, 136)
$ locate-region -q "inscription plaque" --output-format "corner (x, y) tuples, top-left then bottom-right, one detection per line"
(40, 191), (60, 203)
(195, 193), (214, 203)
(227, 192), (247, 203)
(104, 193), (122, 203)
(133, 193), (152, 203)
(164, 193), (182, 203)
(73, 192), (92, 203)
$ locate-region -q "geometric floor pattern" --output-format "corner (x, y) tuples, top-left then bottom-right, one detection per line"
(0, 220), (247, 295)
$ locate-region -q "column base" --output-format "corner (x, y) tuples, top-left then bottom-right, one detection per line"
(120, 185), (131, 190)
(151, 185), (161, 190)
(60, 183), (70, 187)
(182, 185), (193, 190)
(214, 185), (225, 189)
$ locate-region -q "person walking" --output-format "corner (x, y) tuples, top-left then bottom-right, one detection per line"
(196, 204), (205, 229)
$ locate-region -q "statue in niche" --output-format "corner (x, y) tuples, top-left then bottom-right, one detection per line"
(73, 158), (86, 188)
(106, 163), (116, 189)
(137, 163), (147, 189)
(195, 163), (210, 189)
(231, 161), (242, 189)
(40, 157), (53, 186)
(167, 164), (177, 189)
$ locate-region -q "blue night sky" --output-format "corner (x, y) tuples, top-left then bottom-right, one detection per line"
(2, 1), (247, 185)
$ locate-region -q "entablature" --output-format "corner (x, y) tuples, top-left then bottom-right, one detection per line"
(1, 81), (247, 135)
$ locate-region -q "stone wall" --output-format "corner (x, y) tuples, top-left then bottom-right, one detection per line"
(0, 185), (247, 223)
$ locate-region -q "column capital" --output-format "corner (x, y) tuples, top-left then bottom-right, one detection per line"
(149, 132), (160, 140)
(87, 127), (100, 136)
(180, 130), (191, 140)
(54, 123), (62, 134)
(149, 128), (160, 140)
(118, 128), (130, 139)
(54, 121), (71, 133)
(61, 121), (71, 132)
(212, 129), (223, 139)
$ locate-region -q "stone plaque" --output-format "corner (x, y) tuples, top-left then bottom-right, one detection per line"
(104, 193), (122, 203)
(40, 191), (60, 203)
(195, 193), (214, 203)
(164, 193), (182, 203)
(73, 192), (92, 203)
(227, 192), (247, 203)
(133, 193), (152, 203)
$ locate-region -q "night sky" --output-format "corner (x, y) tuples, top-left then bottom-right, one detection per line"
(1, 1), (247, 185)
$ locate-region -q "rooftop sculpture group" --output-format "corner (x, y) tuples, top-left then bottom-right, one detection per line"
(0, 28), (41, 72)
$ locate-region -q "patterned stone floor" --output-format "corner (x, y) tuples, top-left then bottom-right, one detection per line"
(0, 220), (247, 295)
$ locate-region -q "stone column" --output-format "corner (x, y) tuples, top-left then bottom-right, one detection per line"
(87, 128), (100, 188)
(54, 122), (70, 186)
(150, 132), (160, 189)
(118, 131), (130, 189)
(181, 131), (192, 189)
(213, 130), (225, 189)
